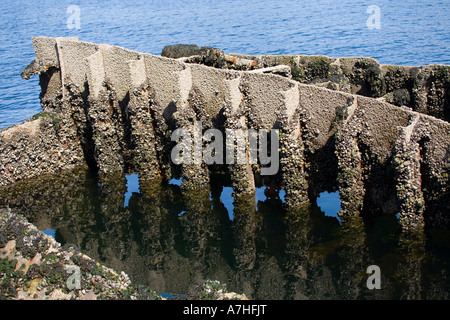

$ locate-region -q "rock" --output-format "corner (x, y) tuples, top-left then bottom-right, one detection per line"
(161, 44), (205, 59)
(1, 37), (448, 233)
(0, 208), (162, 300)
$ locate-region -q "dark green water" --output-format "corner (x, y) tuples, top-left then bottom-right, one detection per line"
(1, 167), (449, 299)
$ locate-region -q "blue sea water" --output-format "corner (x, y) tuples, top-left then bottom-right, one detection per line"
(0, 0), (449, 130)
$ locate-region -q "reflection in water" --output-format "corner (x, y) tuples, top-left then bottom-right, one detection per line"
(0, 167), (449, 299)
(220, 187), (234, 220)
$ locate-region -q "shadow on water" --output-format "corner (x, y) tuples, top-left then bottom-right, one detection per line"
(1, 167), (449, 299)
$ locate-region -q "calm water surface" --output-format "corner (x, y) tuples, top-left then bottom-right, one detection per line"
(0, 168), (449, 299)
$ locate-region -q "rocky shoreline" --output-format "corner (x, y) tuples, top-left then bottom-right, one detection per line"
(0, 208), (247, 300)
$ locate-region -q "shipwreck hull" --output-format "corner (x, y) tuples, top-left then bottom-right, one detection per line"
(1, 37), (449, 232)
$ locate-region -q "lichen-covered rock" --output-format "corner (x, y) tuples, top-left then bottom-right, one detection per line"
(0, 115), (85, 188)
